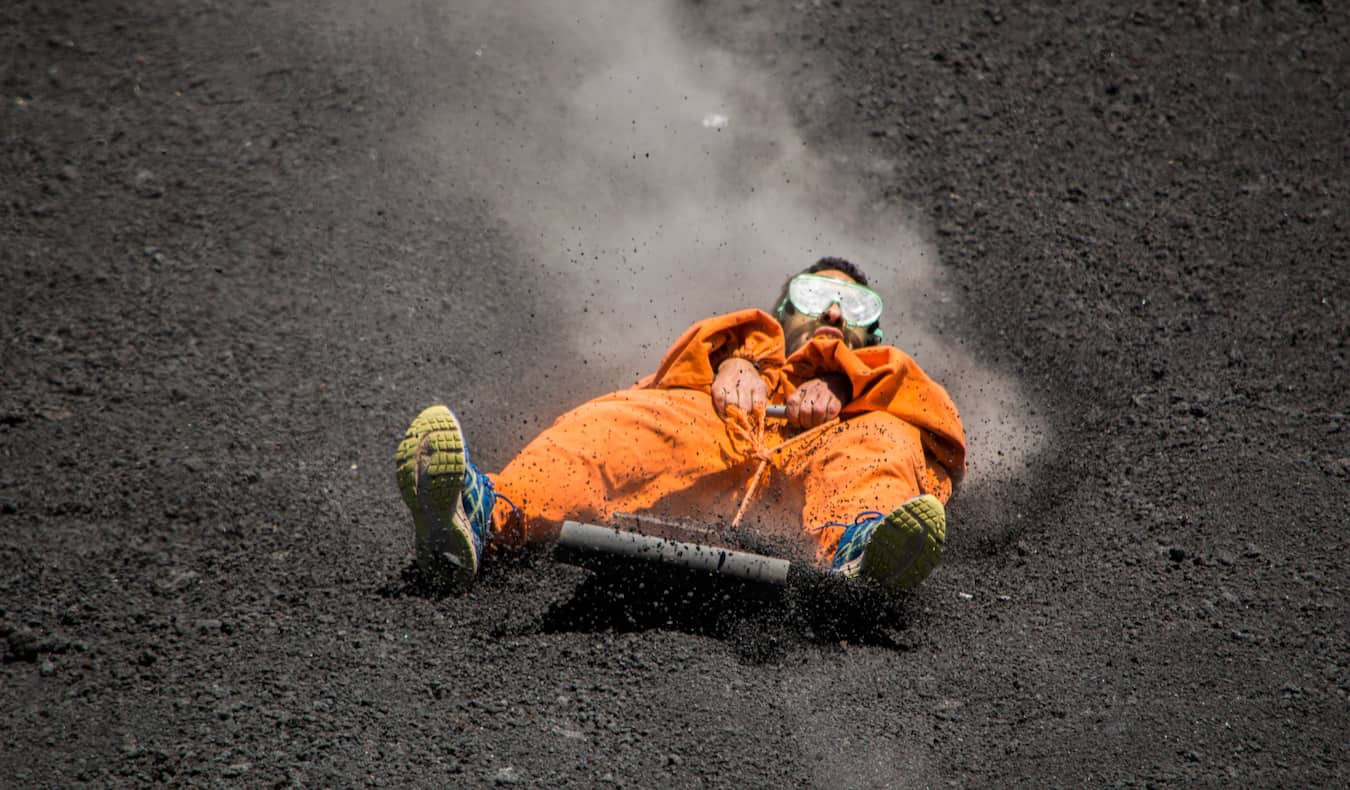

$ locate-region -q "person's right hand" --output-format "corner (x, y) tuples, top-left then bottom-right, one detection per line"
(784, 374), (848, 429)
(712, 357), (768, 418)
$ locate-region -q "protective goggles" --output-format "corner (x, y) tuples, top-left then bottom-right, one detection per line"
(782, 273), (884, 327)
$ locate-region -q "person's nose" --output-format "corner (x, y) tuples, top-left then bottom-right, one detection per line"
(822, 303), (843, 325)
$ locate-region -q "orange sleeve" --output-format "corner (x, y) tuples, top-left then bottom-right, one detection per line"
(639, 309), (787, 393)
(784, 337), (967, 487)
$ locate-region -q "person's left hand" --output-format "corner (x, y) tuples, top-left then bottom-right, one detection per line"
(785, 374), (850, 428)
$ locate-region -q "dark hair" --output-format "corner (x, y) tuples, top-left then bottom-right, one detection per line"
(804, 256), (870, 286)
(773, 256), (884, 345)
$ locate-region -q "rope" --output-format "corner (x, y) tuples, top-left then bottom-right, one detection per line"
(725, 405), (840, 529)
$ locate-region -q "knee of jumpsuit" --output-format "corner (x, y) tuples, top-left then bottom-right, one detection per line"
(488, 388), (744, 544)
(782, 410), (930, 564)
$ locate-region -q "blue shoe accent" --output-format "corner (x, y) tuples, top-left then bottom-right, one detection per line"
(457, 443), (497, 561)
(830, 510), (887, 568)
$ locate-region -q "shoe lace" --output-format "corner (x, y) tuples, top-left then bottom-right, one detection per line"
(809, 509), (886, 535)
(490, 491), (526, 548)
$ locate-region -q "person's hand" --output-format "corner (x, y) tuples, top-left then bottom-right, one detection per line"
(712, 357), (768, 418)
(785, 374), (849, 428)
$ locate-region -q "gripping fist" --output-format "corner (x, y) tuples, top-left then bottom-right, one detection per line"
(712, 357), (768, 418)
(785, 374), (850, 429)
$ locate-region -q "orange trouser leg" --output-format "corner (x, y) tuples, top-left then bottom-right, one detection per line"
(487, 388), (752, 545)
(776, 411), (935, 565)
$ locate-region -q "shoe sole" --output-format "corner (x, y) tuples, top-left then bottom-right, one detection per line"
(858, 494), (946, 592)
(395, 405), (477, 591)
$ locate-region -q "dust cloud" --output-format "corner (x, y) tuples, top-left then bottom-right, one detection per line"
(354, 0), (1044, 487)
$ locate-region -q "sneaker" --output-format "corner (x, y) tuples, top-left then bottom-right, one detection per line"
(395, 405), (496, 591)
(831, 494), (946, 592)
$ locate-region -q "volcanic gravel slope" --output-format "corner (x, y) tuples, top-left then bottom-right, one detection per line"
(2, 0), (1346, 786)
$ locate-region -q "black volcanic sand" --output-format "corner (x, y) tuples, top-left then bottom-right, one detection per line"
(2, 1), (1345, 786)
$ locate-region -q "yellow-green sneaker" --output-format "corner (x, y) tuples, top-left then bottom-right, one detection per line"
(395, 405), (497, 591)
(830, 494), (946, 592)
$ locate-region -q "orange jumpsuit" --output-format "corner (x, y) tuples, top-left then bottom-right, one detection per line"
(488, 309), (965, 566)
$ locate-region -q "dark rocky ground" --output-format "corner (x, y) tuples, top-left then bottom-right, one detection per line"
(2, 0), (1345, 786)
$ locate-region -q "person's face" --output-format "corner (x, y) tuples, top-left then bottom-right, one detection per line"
(780, 269), (872, 354)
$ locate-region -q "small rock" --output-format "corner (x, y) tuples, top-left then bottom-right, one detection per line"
(36, 404), (73, 421)
(223, 762), (252, 777)
(39, 659), (56, 676)
(155, 569), (200, 594)
(194, 618), (223, 633)
(492, 766), (520, 784)
(132, 169), (163, 198)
